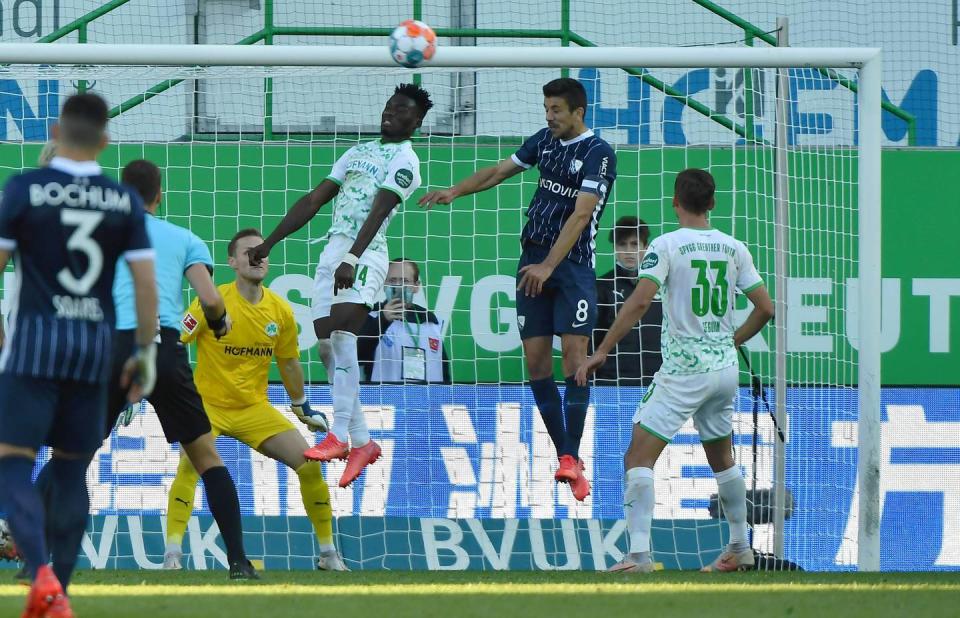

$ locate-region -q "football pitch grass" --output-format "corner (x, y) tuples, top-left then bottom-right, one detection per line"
(1, 571), (959, 618)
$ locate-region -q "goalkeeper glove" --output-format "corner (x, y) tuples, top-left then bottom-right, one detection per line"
(116, 400), (143, 428)
(291, 397), (328, 432)
(134, 343), (158, 398)
(208, 310), (231, 340)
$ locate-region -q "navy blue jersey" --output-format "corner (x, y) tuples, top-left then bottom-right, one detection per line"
(512, 128), (617, 267)
(0, 157), (153, 383)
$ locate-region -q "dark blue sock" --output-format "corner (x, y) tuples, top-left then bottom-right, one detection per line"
(34, 462), (54, 547)
(201, 466), (246, 564)
(529, 377), (565, 456)
(0, 456), (47, 580)
(562, 376), (590, 459)
(46, 457), (91, 592)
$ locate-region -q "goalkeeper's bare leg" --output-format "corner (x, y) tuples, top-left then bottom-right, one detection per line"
(260, 429), (347, 570)
(306, 303), (381, 488)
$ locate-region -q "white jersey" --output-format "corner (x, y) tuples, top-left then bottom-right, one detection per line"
(638, 227), (763, 375)
(325, 139), (422, 254)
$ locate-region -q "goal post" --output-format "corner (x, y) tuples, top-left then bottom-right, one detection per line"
(0, 44), (881, 572)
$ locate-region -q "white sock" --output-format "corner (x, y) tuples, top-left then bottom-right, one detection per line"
(330, 330), (360, 444)
(624, 466), (655, 555)
(349, 397), (370, 447)
(317, 338), (334, 376)
(164, 541), (182, 555)
(319, 543), (336, 553)
(715, 465), (749, 550)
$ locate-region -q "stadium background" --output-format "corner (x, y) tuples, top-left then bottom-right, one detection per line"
(0, 0), (956, 572)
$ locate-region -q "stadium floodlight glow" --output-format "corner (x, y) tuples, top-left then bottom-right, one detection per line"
(0, 43), (880, 572)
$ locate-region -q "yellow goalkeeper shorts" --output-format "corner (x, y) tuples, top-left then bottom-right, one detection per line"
(204, 400), (298, 450)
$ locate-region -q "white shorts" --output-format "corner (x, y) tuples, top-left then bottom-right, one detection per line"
(311, 234), (389, 320)
(632, 364), (738, 443)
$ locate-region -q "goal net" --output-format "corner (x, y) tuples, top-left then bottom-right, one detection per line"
(0, 45), (880, 572)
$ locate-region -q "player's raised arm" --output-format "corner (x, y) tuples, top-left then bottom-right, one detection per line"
(418, 157), (524, 209)
(576, 277), (659, 385)
(247, 178), (341, 265)
(184, 263), (231, 339)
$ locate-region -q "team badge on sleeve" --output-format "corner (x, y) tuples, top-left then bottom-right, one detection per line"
(394, 169), (413, 188)
(641, 253), (659, 269)
(182, 312), (199, 333)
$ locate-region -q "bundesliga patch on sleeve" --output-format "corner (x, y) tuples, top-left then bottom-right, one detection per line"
(641, 253), (659, 269)
(182, 312), (199, 333)
(394, 169), (413, 188)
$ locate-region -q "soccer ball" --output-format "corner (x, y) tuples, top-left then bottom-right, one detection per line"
(389, 19), (437, 68)
(0, 519), (19, 561)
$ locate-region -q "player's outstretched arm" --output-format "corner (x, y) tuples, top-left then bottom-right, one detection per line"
(248, 179), (340, 264)
(734, 284), (775, 347)
(418, 157), (523, 209)
(575, 278), (658, 386)
(518, 192), (600, 297)
(333, 189), (403, 292)
(123, 258), (159, 400)
(185, 263), (231, 339)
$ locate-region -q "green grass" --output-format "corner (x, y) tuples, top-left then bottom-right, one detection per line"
(1, 571), (958, 618)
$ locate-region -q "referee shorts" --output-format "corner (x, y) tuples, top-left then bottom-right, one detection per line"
(105, 327), (211, 445)
(205, 400), (298, 450)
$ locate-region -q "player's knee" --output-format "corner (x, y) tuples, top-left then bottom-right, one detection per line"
(524, 352), (553, 380)
(181, 433), (224, 475)
(316, 338), (333, 371)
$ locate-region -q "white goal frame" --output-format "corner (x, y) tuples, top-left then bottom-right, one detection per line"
(0, 43), (882, 572)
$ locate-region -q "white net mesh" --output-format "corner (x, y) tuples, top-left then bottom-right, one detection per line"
(0, 54), (865, 571)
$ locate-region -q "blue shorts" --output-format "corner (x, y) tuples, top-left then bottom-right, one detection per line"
(516, 242), (598, 340)
(0, 373), (106, 454)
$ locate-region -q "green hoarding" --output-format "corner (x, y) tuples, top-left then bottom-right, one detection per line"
(1, 144), (956, 385)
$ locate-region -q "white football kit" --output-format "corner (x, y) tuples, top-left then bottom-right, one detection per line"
(312, 139), (422, 318)
(632, 226), (764, 442)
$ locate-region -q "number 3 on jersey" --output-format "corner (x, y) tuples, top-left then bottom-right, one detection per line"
(690, 259), (728, 318)
(57, 209), (105, 296)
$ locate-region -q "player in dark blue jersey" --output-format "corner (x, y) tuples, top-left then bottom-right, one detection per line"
(0, 94), (158, 617)
(420, 78), (616, 502)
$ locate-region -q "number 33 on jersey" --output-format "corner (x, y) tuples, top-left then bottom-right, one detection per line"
(637, 227), (763, 375)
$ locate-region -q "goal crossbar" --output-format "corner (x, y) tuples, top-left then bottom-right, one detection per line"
(0, 44), (879, 68)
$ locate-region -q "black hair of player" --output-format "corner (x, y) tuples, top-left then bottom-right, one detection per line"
(674, 168), (716, 215)
(609, 216), (650, 247)
(542, 78), (587, 116)
(122, 159), (162, 206)
(59, 93), (109, 148)
(228, 228), (263, 258)
(389, 257), (421, 282)
(394, 83), (433, 119)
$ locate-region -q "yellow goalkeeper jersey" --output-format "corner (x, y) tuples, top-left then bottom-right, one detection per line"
(181, 282), (300, 409)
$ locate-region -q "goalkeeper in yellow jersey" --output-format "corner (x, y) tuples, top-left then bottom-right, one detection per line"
(165, 228), (347, 571)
